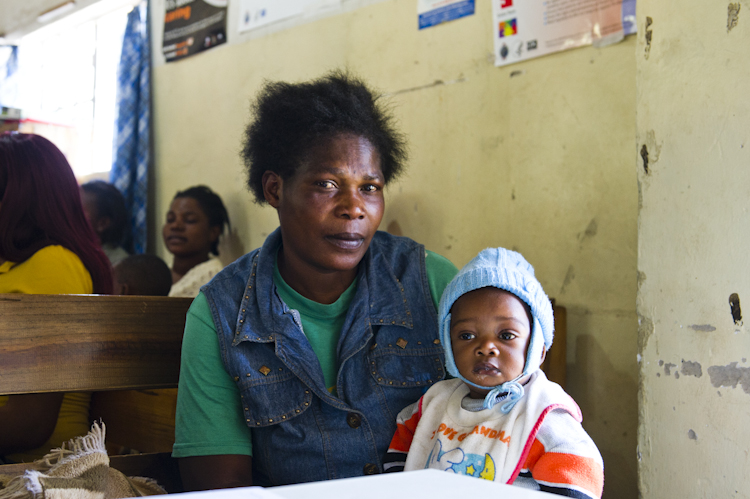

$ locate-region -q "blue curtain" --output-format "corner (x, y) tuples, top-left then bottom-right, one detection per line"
(0, 46), (19, 107)
(111, 1), (150, 254)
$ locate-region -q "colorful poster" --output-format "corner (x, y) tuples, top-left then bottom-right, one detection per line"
(238, 0), (342, 33)
(163, 0), (227, 62)
(492, 0), (634, 67)
(418, 0), (475, 30)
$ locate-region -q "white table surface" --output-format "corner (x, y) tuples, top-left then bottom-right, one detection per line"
(174, 470), (555, 499)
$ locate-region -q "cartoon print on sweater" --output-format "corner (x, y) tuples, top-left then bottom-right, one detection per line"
(425, 439), (497, 481)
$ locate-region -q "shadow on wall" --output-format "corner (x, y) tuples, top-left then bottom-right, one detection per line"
(386, 220), (404, 237)
(567, 326), (638, 499)
(218, 227), (246, 267)
(382, 192), (450, 254)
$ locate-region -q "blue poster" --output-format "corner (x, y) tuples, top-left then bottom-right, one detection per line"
(418, 0), (475, 30)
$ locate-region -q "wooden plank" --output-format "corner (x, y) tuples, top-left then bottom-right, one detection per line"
(90, 389), (178, 454)
(0, 462), (31, 477)
(0, 294), (192, 395)
(541, 304), (567, 389)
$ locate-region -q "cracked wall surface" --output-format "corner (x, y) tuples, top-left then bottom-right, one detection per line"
(637, 0), (750, 496)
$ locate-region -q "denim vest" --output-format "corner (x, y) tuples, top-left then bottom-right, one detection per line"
(202, 228), (445, 486)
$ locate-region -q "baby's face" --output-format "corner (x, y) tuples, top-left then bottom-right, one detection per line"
(450, 287), (532, 399)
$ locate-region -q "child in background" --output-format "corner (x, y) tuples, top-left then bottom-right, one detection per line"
(384, 248), (603, 498)
(80, 180), (130, 266)
(113, 254), (173, 296)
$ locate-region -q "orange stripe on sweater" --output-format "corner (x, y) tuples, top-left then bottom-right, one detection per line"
(523, 439), (546, 469)
(524, 439), (603, 497)
(388, 406), (421, 453)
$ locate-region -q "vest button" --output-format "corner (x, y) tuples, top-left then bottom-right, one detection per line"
(346, 412), (361, 428)
(363, 463), (379, 475)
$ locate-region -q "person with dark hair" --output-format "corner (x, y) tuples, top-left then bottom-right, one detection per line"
(163, 185), (230, 297)
(173, 72), (458, 490)
(113, 254), (173, 296)
(0, 132), (113, 462)
(80, 180), (130, 266)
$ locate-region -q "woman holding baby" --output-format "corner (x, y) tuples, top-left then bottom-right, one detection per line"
(174, 72), (457, 489)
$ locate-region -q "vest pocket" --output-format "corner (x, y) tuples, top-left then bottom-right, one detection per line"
(367, 340), (445, 388)
(238, 369), (313, 427)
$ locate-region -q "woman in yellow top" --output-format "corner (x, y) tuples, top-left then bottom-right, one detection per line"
(0, 132), (113, 462)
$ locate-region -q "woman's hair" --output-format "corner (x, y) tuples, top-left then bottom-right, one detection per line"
(172, 185), (230, 256)
(0, 132), (113, 294)
(241, 71), (408, 203)
(80, 180), (128, 247)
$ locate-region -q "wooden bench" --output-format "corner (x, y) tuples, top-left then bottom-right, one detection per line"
(542, 301), (567, 389)
(0, 293), (192, 493)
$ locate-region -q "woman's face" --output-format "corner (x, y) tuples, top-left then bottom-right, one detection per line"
(267, 133), (385, 276)
(162, 197), (220, 258)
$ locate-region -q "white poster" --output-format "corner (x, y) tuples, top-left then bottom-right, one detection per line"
(239, 0), (341, 33)
(492, 0), (634, 67)
(418, 0), (475, 30)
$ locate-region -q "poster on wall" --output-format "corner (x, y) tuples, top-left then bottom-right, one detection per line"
(418, 0), (475, 30)
(492, 0), (637, 67)
(238, 0), (342, 33)
(163, 0), (228, 62)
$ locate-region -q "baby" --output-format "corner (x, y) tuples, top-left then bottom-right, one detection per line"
(384, 248), (603, 498)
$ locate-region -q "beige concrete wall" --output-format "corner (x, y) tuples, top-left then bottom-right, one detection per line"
(636, 1), (750, 497)
(151, 1), (638, 496)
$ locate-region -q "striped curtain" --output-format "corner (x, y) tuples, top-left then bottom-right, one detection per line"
(0, 46), (19, 107)
(110, 1), (151, 254)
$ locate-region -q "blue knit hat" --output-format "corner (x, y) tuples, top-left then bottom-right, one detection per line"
(438, 248), (554, 412)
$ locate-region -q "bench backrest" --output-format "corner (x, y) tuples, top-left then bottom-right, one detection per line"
(542, 303), (567, 389)
(0, 293), (192, 492)
(0, 292), (566, 397)
(0, 294), (191, 395)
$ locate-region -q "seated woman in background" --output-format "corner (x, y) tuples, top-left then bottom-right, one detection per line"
(0, 132), (112, 462)
(80, 180), (130, 266)
(163, 185), (230, 297)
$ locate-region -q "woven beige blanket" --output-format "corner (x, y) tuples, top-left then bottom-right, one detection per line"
(0, 423), (165, 499)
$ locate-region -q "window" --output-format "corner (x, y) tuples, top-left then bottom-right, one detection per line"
(0, 0), (141, 179)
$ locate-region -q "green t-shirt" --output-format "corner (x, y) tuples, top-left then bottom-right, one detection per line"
(273, 260), (357, 394)
(173, 250), (457, 458)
